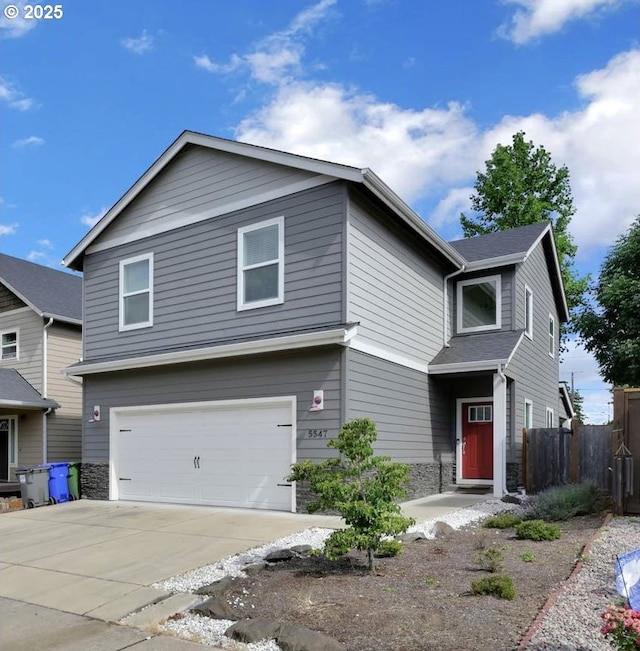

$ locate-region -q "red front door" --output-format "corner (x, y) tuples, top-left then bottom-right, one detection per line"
(462, 402), (493, 480)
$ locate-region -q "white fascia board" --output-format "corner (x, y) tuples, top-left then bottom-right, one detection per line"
(463, 252), (526, 272)
(42, 313), (82, 326)
(559, 382), (576, 418)
(0, 399), (58, 409)
(64, 325), (358, 376)
(361, 171), (465, 268)
(349, 337), (430, 374)
(428, 359), (508, 375)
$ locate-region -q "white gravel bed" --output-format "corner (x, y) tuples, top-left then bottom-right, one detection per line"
(524, 515), (640, 651)
(153, 497), (522, 649)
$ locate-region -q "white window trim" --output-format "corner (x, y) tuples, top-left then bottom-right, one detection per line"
(119, 253), (154, 332)
(524, 285), (533, 340)
(524, 399), (533, 430)
(546, 407), (554, 428)
(0, 329), (19, 361)
(456, 274), (502, 334)
(237, 216), (284, 311)
(548, 313), (556, 358)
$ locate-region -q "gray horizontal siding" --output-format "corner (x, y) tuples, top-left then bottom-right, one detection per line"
(509, 242), (561, 450)
(0, 308), (43, 391)
(82, 348), (342, 464)
(83, 183), (345, 360)
(347, 191), (446, 366)
(94, 145), (322, 247)
(345, 349), (452, 464)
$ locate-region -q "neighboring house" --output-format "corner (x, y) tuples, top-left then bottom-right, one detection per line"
(62, 131), (568, 511)
(559, 382), (576, 427)
(0, 254), (83, 481)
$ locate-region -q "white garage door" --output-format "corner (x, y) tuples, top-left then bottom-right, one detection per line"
(112, 398), (295, 511)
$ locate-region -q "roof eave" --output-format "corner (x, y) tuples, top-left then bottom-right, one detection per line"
(428, 359), (509, 375)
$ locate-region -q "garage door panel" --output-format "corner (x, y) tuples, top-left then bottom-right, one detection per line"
(114, 400), (294, 511)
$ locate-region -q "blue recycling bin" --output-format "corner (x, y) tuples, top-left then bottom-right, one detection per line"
(45, 462), (70, 503)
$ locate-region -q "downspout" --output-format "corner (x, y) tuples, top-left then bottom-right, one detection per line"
(42, 317), (54, 463)
(497, 363), (508, 495)
(443, 266), (466, 347)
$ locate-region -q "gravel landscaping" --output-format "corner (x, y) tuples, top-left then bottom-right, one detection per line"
(145, 501), (639, 650)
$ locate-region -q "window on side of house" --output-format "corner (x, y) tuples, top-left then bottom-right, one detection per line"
(457, 275), (501, 334)
(525, 286), (533, 339)
(546, 407), (554, 428)
(524, 399), (533, 429)
(1, 330), (18, 360)
(548, 314), (556, 358)
(237, 216), (284, 311)
(119, 253), (153, 331)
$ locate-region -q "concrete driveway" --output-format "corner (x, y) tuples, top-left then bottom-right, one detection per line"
(0, 499), (343, 624)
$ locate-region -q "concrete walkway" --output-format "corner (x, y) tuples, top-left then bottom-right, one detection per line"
(0, 492), (489, 648)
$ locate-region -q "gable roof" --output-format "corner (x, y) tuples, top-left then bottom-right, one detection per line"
(62, 130), (465, 272)
(449, 222), (569, 322)
(0, 368), (59, 409)
(0, 253), (82, 324)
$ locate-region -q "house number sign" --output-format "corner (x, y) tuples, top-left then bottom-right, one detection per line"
(306, 429), (328, 439)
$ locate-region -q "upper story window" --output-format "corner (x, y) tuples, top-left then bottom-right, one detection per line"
(237, 216), (284, 311)
(119, 253), (153, 331)
(457, 275), (501, 334)
(548, 314), (556, 358)
(1, 330), (18, 360)
(525, 286), (533, 339)
(524, 399), (533, 429)
(546, 407), (555, 428)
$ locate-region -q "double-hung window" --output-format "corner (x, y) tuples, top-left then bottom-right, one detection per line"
(237, 216), (284, 311)
(457, 275), (501, 333)
(119, 253), (153, 331)
(546, 407), (555, 428)
(525, 286), (533, 339)
(1, 330), (18, 360)
(548, 314), (556, 358)
(524, 399), (533, 429)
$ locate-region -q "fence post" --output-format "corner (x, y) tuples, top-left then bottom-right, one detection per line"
(613, 388), (625, 515)
(570, 419), (580, 483)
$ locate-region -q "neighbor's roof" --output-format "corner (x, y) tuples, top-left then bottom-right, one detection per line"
(0, 369), (59, 409)
(62, 130), (465, 272)
(449, 222), (569, 322)
(0, 253), (82, 324)
(429, 330), (525, 374)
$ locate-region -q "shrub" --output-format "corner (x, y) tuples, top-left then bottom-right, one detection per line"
(515, 519), (561, 541)
(520, 551), (536, 562)
(475, 547), (506, 573)
(470, 575), (516, 600)
(375, 540), (403, 558)
(483, 513), (523, 529)
(287, 418), (415, 572)
(526, 482), (610, 522)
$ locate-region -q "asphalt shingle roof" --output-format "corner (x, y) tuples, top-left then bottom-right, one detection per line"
(0, 253), (82, 323)
(430, 330), (524, 368)
(448, 222), (549, 263)
(0, 368), (59, 408)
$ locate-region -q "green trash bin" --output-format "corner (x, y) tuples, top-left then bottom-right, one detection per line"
(67, 462), (81, 500)
(16, 466), (51, 508)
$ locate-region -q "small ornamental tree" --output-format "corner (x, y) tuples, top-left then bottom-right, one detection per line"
(287, 418), (415, 572)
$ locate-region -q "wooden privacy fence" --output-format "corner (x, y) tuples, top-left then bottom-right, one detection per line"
(523, 423), (613, 494)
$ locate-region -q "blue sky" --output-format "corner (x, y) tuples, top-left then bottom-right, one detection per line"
(1, 0), (639, 422)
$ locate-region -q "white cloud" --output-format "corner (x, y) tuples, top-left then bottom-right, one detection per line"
(499, 0), (629, 44)
(80, 207), (107, 228)
(0, 1), (38, 39)
(0, 222), (18, 236)
(37, 238), (53, 248)
(121, 29), (154, 54)
(27, 250), (45, 262)
(195, 0), (336, 84)
(0, 75), (34, 110)
(431, 187), (475, 228)
(12, 135), (44, 148)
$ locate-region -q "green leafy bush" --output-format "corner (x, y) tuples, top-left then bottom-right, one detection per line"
(482, 513), (523, 529)
(515, 519), (561, 541)
(526, 482), (610, 522)
(475, 547), (506, 573)
(520, 551), (536, 562)
(287, 418), (415, 572)
(470, 575), (516, 600)
(375, 540), (403, 558)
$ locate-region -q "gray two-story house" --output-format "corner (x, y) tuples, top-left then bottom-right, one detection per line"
(0, 254), (83, 480)
(63, 131), (567, 511)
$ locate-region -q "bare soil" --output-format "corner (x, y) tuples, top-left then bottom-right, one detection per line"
(225, 515), (604, 651)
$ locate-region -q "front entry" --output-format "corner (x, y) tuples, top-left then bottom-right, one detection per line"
(0, 418), (10, 481)
(461, 401), (493, 481)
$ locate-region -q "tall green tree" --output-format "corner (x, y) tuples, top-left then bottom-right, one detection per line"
(460, 132), (589, 329)
(576, 216), (640, 387)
